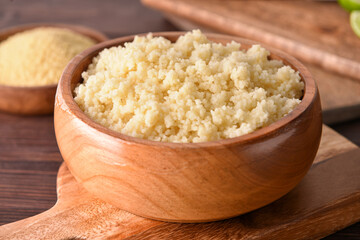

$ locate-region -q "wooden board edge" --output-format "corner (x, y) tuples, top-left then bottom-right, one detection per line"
(123, 149), (360, 240)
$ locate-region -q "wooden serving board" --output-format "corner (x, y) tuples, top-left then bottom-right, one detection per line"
(1, 125), (360, 240)
(142, 0), (360, 124)
(142, 0), (360, 81)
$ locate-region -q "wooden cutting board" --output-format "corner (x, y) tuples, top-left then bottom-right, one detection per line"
(142, 0), (360, 124)
(1, 126), (360, 240)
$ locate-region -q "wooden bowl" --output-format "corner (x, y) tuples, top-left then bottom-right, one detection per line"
(54, 32), (322, 223)
(0, 23), (108, 115)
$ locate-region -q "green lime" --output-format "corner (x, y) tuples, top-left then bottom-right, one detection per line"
(338, 0), (360, 11)
(351, 11), (360, 38)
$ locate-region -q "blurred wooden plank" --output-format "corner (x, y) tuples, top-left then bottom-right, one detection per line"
(142, 0), (360, 81)
(0, 0), (176, 38)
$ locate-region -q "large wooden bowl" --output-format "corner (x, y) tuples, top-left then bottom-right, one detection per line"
(0, 23), (108, 115)
(54, 32), (322, 223)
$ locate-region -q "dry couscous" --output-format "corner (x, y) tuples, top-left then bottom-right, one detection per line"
(0, 27), (95, 86)
(74, 30), (304, 143)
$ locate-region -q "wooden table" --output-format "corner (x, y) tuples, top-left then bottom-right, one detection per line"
(0, 0), (359, 239)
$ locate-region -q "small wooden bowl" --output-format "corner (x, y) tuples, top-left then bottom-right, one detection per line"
(0, 23), (108, 115)
(55, 32), (322, 222)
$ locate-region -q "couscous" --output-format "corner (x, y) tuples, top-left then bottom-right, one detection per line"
(74, 30), (303, 143)
(0, 27), (95, 86)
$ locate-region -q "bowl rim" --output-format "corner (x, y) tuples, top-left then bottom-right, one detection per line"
(0, 22), (108, 90)
(57, 31), (318, 148)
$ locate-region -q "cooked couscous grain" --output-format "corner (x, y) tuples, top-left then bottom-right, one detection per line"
(0, 27), (95, 86)
(74, 30), (303, 143)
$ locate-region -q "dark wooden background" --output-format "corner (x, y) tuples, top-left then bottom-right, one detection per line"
(0, 0), (359, 239)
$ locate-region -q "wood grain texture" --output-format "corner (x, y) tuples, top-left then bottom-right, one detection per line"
(0, 84), (57, 115)
(0, 0), (177, 38)
(0, 126), (359, 239)
(332, 119), (360, 146)
(162, 14), (360, 124)
(0, 23), (108, 115)
(142, 0), (360, 82)
(0, 0), (359, 238)
(54, 32), (322, 222)
(0, 113), (62, 225)
(315, 126), (358, 163)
